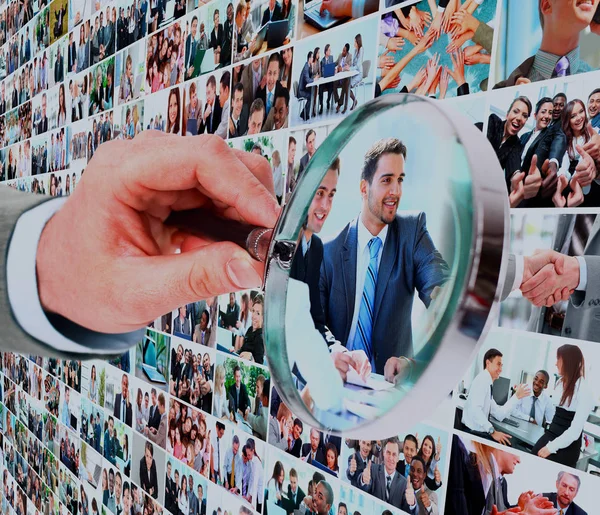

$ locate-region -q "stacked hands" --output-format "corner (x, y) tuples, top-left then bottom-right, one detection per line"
(509, 127), (600, 208)
(377, 0), (490, 95)
(519, 249), (581, 308)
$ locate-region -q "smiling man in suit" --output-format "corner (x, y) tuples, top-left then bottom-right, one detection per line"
(287, 468), (305, 513)
(301, 428), (326, 465)
(493, 0), (599, 89)
(319, 138), (449, 375)
(113, 373), (133, 427)
(261, 0), (282, 25)
(358, 437), (416, 512)
(543, 471), (587, 515)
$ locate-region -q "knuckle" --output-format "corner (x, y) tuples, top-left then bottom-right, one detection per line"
(188, 259), (214, 300)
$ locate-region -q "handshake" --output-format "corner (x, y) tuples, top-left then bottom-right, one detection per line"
(517, 250), (580, 307)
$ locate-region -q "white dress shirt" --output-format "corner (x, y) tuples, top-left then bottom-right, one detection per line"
(6, 197), (141, 356)
(546, 376), (594, 454)
(346, 218), (388, 348)
(512, 390), (555, 426)
(521, 129), (540, 163)
(462, 369), (519, 433)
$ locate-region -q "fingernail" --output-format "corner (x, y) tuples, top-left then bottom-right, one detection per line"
(227, 257), (262, 288)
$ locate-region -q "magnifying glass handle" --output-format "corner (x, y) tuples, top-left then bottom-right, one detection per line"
(163, 208), (273, 263)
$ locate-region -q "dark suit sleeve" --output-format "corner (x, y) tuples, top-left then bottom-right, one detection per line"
(457, 83), (470, 96)
(549, 126), (567, 163)
(413, 212), (451, 307)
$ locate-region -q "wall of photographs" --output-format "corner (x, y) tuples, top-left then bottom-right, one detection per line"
(2, 0), (600, 514)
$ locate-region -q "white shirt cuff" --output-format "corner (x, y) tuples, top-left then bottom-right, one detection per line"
(474, 0), (484, 4)
(512, 255), (525, 292)
(550, 158), (559, 168)
(437, 6), (445, 12)
(6, 197), (139, 356)
(329, 342), (347, 354)
(575, 256), (587, 291)
(352, 0), (365, 19)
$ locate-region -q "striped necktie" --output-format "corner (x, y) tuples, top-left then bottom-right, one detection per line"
(349, 237), (382, 367)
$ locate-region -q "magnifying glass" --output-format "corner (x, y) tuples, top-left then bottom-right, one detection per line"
(165, 93), (508, 439)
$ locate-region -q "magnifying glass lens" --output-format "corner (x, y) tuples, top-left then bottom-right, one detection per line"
(264, 94), (506, 438)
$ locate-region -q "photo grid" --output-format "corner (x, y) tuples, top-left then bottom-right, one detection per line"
(2, 0), (600, 514)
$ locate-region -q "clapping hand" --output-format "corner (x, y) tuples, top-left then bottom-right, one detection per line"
(405, 480), (416, 507)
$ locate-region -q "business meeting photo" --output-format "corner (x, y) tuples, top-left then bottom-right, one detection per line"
(376, 0), (495, 99)
(181, 69), (231, 137)
(170, 296), (220, 348)
(163, 455), (209, 515)
(69, 0), (94, 31)
(216, 290), (265, 364)
(230, 47), (293, 135)
(227, 132), (287, 203)
(282, 101), (460, 427)
(214, 355), (270, 440)
(290, 15), (376, 123)
(454, 329), (600, 476)
(485, 71), (600, 208)
(499, 211), (600, 343)
(493, 0), (600, 89)
(446, 432), (596, 514)
(87, 109), (114, 159)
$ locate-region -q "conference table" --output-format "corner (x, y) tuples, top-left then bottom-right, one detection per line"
(306, 69), (359, 88)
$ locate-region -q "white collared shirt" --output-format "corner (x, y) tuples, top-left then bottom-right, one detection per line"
(512, 390), (555, 426)
(462, 369), (519, 433)
(346, 217), (389, 348)
(521, 128), (540, 163)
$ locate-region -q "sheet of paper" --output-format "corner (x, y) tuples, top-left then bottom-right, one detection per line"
(346, 367), (395, 391)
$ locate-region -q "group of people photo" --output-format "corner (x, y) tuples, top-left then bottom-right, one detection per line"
(487, 76), (600, 207)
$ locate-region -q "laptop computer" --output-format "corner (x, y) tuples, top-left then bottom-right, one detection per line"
(251, 22), (270, 56)
(200, 48), (215, 74)
(266, 19), (288, 49)
(303, 0), (350, 31)
(141, 335), (167, 384)
(89, 463), (101, 487)
(322, 62), (335, 78)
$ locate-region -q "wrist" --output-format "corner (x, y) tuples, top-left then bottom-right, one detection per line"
(36, 210), (64, 316)
(564, 255), (581, 290)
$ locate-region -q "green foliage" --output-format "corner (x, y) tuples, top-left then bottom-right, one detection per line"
(81, 441), (87, 464)
(223, 358), (270, 399)
(99, 368), (106, 408)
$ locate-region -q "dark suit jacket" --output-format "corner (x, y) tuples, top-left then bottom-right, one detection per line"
(255, 80), (285, 118)
(229, 105), (248, 138)
(541, 493), (587, 515)
(68, 42), (76, 71)
(139, 458), (159, 499)
(444, 434), (485, 515)
(261, 3), (283, 25)
(185, 34), (196, 70)
(148, 404), (161, 430)
(493, 56), (535, 89)
(113, 394), (133, 426)
(320, 213), (449, 373)
(286, 438), (302, 458)
(301, 444), (325, 465)
(520, 127), (552, 173)
(298, 152), (310, 180)
(346, 452), (369, 487)
(198, 98), (222, 134)
(290, 234), (327, 335)
(287, 485), (305, 511)
(358, 464), (411, 512)
(228, 382), (249, 413)
(297, 61), (313, 97)
(396, 459), (441, 492)
(209, 24), (223, 50)
(54, 55), (64, 84)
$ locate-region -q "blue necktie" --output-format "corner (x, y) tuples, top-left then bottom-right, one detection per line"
(350, 237), (382, 367)
(267, 91), (273, 114)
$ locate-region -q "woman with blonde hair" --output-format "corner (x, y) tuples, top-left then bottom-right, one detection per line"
(212, 364), (228, 419)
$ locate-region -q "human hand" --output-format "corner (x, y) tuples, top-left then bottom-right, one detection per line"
(540, 159), (558, 198)
(378, 52), (395, 70)
(348, 350), (371, 382)
(36, 132), (280, 334)
(446, 30), (474, 53)
(574, 145), (597, 188)
(408, 6), (430, 37)
(464, 50), (490, 65)
(380, 73), (401, 91)
(383, 356), (413, 383)
(362, 460), (371, 485)
(419, 490), (431, 509)
(406, 66), (426, 92)
(439, 66), (450, 99)
(567, 176), (585, 207)
(405, 479), (416, 506)
(349, 455), (357, 475)
(450, 9), (478, 38)
(414, 29), (435, 54)
(332, 351), (357, 382)
(434, 464), (441, 484)
(428, 11), (443, 41)
(448, 50), (466, 88)
(552, 174), (568, 208)
(517, 491), (535, 511)
(521, 250), (578, 307)
(514, 383), (531, 400)
(523, 155), (542, 199)
(537, 446), (552, 459)
(582, 125), (600, 163)
(491, 430), (512, 446)
(320, 0), (352, 18)
(522, 495), (557, 515)
(509, 171), (526, 207)
(386, 37), (404, 53)
(490, 507), (522, 515)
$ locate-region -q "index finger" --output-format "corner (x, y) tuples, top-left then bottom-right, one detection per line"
(103, 133), (280, 229)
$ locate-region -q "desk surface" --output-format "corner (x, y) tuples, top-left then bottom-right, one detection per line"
(307, 69), (358, 88)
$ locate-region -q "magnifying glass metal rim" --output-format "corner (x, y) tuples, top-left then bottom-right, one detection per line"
(264, 93), (509, 439)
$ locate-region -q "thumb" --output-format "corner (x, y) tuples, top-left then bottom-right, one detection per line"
(528, 154), (539, 175)
(557, 174), (568, 191)
(131, 242), (263, 323)
(587, 122), (595, 138)
(553, 253), (565, 275)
